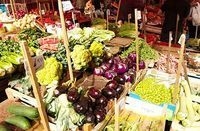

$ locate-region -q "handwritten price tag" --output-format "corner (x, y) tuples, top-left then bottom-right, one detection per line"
(107, 9), (110, 16)
(23, 55), (44, 76)
(62, 1), (74, 12)
(32, 55), (44, 70)
(137, 10), (142, 20)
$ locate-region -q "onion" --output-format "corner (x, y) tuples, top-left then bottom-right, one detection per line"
(101, 63), (111, 71)
(139, 61), (146, 69)
(128, 69), (136, 75)
(93, 67), (105, 76)
(123, 72), (135, 83)
(104, 70), (117, 79)
(123, 58), (134, 68)
(128, 53), (137, 63)
(114, 75), (125, 85)
(105, 80), (118, 89)
(114, 63), (128, 74)
(108, 57), (114, 64)
(113, 56), (122, 64)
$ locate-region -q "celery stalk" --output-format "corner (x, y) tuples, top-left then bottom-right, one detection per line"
(176, 91), (188, 121)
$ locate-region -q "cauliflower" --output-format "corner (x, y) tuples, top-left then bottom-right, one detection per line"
(71, 45), (92, 70)
(36, 57), (62, 86)
(89, 41), (104, 57)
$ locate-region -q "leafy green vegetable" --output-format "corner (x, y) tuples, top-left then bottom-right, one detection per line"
(121, 38), (159, 60)
(18, 28), (50, 48)
(117, 22), (137, 38)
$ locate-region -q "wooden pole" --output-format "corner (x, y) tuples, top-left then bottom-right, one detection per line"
(174, 14), (179, 44)
(10, 0), (16, 20)
(114, 98), (119, 131)
(166, 31), (172, 73)
(134, 9), (139, 75)
(58, 0), (74, 82)
(115, 0), (121, 24)
(173, 34), (186, 104)
(20, 41), (50, 131)
(51, 0), (55, 12)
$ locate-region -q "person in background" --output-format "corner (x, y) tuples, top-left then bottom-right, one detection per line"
(92, 0), (104, 18)
(75, 0), (88, 13)
(118, 0), (145, 22)
(160, 0), (190, 43)
(187, 0), (200, 38)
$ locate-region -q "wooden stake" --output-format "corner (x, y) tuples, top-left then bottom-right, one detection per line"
(174, 14), (179, 44)
(20, 41), (50, 131)
(167, 31), (172, 73)
(115, 0), (121, 24)
(58, 0), (74, 82)
(142, 9), (147, 43)
(114, 98), (119, 131)
(38, 3), (43, 24)
(106, 9), (110, 30)
(10, 0), (16, 20)
(134, 9), (139, 76)
(173, 34), (186, 104)
(51, 0), (55, 12)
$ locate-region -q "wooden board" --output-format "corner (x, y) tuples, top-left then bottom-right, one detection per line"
(105, 37), (133, 47)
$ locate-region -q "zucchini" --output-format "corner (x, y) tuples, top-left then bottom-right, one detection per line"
(0, 124), (10, 131)
(5, 116), (31, 130)
(7, 105), (39, 120)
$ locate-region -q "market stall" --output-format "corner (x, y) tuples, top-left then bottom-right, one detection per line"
(0, 0), (200, 130)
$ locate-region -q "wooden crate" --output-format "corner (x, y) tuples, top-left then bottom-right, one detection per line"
(0, 98), (46, 131)
(171, 95), (200, 131)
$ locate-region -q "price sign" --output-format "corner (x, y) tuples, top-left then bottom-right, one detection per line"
(24, 55), (44, 74)
(0, 4), (7, 13)
(137, 10), (142, 20)
(32, 55), (44, 70)
(62, 1), (74, 12)
(107, 9), (110, 16)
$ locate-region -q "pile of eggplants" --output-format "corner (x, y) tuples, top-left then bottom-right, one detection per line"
(93, 53), (146, 84)
(66, 75), (128, 126)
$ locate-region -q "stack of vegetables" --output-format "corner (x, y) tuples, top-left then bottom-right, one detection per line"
(36, 57), (63, 86)
(131, 77), (173, 105)
(93, 53), (145, 84)
(104, 109), (165, 131)
(121, 38), (159, 61)
(0, 104), (39, 130)
(13, 14), (36, 30)
(46, 77), (125, 130)
(68, 27), (115, 70)
(117, 22), (137, 39)
(175, 80), (200, 128)
(0, 39), (23, 78)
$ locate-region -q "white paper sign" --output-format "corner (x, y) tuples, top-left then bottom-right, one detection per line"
(107, 9), (110, 16)
(137, 10), (142, 20)
(32, 55), (44, 70)
(62, 1), (74, 12)
(128, 13), (132, 19)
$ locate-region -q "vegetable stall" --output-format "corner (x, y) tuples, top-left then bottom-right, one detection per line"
(0, 0), (200, 131)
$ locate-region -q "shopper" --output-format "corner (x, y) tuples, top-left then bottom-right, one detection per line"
(160, 0), (190, 43)
(118, 0), (145, 22)
(92, 0), (104, 18)
(187, 0), (200, 38)
(75, 0), (88, 13)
